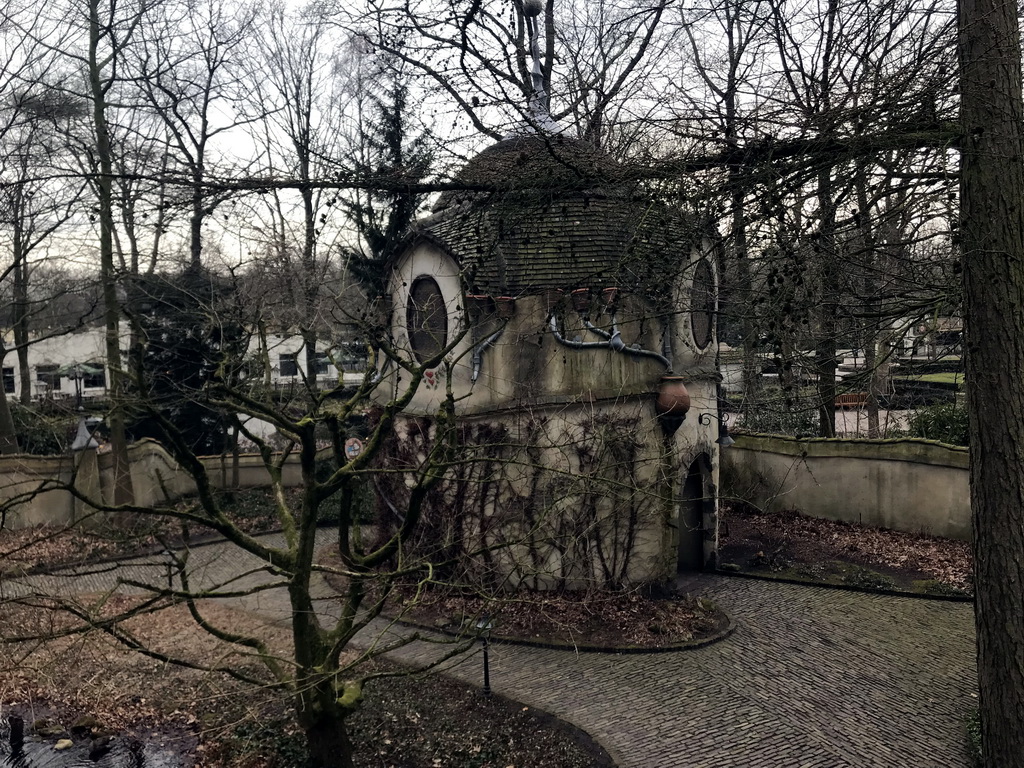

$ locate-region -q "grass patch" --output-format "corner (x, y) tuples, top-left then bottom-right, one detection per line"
(839, 564), (896, 591)
(911, 372), (965, 386)
(966, 709), (982, 767)
(913, 579), (973, 598)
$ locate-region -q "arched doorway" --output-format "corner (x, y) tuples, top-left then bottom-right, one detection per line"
(678, 455), (710, 571)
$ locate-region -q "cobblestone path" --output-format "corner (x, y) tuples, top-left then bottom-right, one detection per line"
(2, 532), (977, 768)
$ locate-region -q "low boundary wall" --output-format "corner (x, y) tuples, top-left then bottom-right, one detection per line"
(720, 433), (971, 541)
(0, 439), (303, 530)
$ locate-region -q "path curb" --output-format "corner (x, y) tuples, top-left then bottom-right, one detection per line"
(381, 611), (736, 654)
(715, 568), (974, 603)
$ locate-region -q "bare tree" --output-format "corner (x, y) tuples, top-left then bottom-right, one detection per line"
(2, 84), (88, 408)
(341, 0), (677, 151)
(0, 4), (83, 448)
(130, 0), (260, 269)
(2, 286), (478, 768)
(244, 6), (351, 386)
(675, 0), (772, 405)
(81, 0), (149, 503)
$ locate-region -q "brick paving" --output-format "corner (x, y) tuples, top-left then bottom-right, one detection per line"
(1, 531), (977, 768)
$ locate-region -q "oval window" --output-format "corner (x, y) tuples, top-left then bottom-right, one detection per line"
(406, 276), (448, 363)
(690, 258), (715, 350)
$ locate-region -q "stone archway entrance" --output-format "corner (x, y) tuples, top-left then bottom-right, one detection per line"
(678, 456), (710, 571)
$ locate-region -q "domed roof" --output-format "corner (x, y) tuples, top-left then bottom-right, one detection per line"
(417, 135), (698, 298)
(433, 135), (624, 212)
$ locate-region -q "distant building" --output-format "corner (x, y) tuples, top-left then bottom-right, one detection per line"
(1, 326), (120, 404)
(0, 324), (370, 405)
(247, 332), (370, 391)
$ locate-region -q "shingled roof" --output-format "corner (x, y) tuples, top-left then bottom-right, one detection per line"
(420, 135), (698, 297)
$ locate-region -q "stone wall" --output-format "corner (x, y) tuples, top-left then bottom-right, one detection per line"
(721, 433), (970, 540)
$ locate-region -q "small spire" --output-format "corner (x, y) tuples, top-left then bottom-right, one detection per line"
(521, 0), (560, 134)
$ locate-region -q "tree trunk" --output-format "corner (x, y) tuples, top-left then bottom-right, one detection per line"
(812, 162), (840, 439)
(12, 217), (31, 407)
(190, 169), (204, 269)
(231, 423), (240, 489)
(0, 342), (20, 455)
(304, 717), (355, 768)
(88, 0), (134, 508)
(855, 160), (881, 439)
(864, 339), (880, 438)
(959, 0), (1024, 763)
(722, 10), (759, 408)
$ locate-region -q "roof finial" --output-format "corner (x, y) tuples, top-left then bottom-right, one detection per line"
(522, 0), (560, 134)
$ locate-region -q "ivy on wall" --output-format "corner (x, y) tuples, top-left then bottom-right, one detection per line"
(372, 413), (668, 591)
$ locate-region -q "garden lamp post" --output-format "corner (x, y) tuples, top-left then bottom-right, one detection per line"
(698, 412), (735, 447)
(699, 386), (736, 447)
(475, 617), (495, 696)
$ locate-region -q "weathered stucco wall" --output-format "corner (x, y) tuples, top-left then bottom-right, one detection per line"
(389, 243), (721, 419)
(387, 379), (722, 589)
(382, 239), (725, 587)
(0, 440), (304, 530)
(721, 433), (971, 540)
(0, 453), (77, 528)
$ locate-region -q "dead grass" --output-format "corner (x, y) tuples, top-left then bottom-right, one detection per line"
(0, 488), (286, 576)
(0, 601), (288, 757)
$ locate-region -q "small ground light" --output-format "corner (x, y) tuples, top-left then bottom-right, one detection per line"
(475, 617), (495, 696)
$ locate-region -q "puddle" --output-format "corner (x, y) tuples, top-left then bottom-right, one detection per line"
(0, 718), (182, 768)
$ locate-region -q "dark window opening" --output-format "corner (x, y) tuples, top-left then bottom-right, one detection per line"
(279, 353), (298, 377)
(690, 259), (715, 350)
(339, 342), (370, 373)
(36, 364), (61, 392)
(314, 351), (331, 376)
(82, 363), (105, 389)
(2, 367), (14, 394)
(406, 277), (448, 364)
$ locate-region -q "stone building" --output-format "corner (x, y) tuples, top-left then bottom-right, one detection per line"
(379, 5), (723, 589)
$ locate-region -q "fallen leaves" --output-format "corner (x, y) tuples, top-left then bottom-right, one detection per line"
(387, 582), (723, 648)
(721, 505), (973, 592)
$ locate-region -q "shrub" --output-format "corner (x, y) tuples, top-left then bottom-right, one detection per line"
(228, 719), (310, 768)
(907, 402), (969, 446)
(742, 401), (819, 438)
(9, 402), (73, 455)
(966, 709), (982, 767)
(314, 461), (377, 525)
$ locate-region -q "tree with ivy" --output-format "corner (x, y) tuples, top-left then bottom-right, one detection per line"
(127, 266), (244, 456)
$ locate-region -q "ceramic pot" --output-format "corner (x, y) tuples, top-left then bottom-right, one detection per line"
(655, 376), (691, 419)
(495, 296), (516, 319)
(601, 287), (620, 312)
(571, 288), (592, 313)
(543, 288), (564, 312)
(465, 294), (493, 320)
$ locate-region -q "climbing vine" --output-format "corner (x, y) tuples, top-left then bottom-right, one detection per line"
(374, 410), (668, 591)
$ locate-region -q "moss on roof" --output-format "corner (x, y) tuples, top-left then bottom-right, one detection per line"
(433, 135), (625, 212)
(422, 135), (699, 296)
